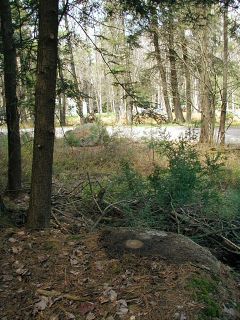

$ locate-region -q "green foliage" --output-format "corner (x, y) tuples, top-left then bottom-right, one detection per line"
(65, 130), (82, 147)
(105, 137), (240, 229)
(65, 121), (110, 147)
(111, 65), (127, 75)
(189, 277), (221, 319)
(152, 139), (203, 207)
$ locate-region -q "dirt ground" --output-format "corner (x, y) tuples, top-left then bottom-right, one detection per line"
(0, 227), (239, 320)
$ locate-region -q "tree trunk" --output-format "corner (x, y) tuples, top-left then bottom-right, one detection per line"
(0, 75), (6, 109)
(199, 7), (215, 144)
(168, 21), (185, 123)
(64, 7), (84, 122)
(27, 0), (59, 229)
(57, 57), (67, 126)
(199, 70), (211, 143)
(0, 0), (22, 193)
(218, 2), (228, 145)
(181, 32), (192, 122)
(61, 93), (67, 126)
(58, 93), (66, 126)
(152, 27), (173, 122)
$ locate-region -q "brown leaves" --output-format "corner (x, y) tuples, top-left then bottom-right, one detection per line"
(79, 302), (95, 316)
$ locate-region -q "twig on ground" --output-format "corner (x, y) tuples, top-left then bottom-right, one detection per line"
(51, 211), (70, 233)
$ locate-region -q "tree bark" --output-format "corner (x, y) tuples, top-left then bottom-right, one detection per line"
(27, 0), (59, 229)
(168, 20), (185, 123)
(57, 57), (67, 126)
(218, 2), (228, 145)
(0, 0), (22, 193)
(58, 93), (66, 126)
(64, 8), (84, 122)
(181, 32), (192, 122)
(199, 7), (215, 144)
(152, 27), (173, 122)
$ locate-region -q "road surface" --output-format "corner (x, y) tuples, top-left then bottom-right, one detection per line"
(0, 125), (240, 144)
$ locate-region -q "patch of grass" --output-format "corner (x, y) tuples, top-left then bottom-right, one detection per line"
(53, 137), (151, 185)
(189, 277), (221, 319)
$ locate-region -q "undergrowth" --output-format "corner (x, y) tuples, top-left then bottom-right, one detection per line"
(99, 137), (240, 231)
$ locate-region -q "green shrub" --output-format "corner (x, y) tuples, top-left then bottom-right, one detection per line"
(64, 130), (82, 147)
(104, 137), (238, 230)
(65, 121), (110, 147)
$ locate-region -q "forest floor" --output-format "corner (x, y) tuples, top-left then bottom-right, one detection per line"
(0, 225), (240, 320)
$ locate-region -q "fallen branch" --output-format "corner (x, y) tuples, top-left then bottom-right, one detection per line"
(51, 211), (70, 233)
(221, 235), (240, 254)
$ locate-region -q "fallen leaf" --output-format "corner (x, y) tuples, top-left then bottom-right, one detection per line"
(109, 289), (118, 302)
(65, 311), (76, 319)
(99, 295), (109, 304)
(70, 270), (80, 276)
(116, 299), (128, 316)
(70, 256), (79, 266)
(86, 312), (96, 320)
(17, 230), (26, 236)
(12, 246), (22, 254)
(34, 296), (49, 314)
(38, 254), (50, 263)
(79, 302), (95, 315)
(15, 268), (29, 276)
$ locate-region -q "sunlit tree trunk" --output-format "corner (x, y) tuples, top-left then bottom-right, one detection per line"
(151, 21), (173, 121)
(168, 19), (185, 123)
(58, 57), (66, 126)
(181, 32), (192, 122)
(0, 75), (6, 112)
(199, 7), (215, 144)
(218, 1), (228, 145)
(64, 7), (84, 122)
(59, 93), (66, 126)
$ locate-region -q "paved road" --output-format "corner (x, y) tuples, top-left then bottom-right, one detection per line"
(108, 126), (240, 144)
(0, 125), (240, 144)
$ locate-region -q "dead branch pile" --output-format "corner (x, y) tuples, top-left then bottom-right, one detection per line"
(132, 109), (167, 125)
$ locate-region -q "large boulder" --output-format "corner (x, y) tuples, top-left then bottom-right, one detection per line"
(100, 229), (221, 271)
